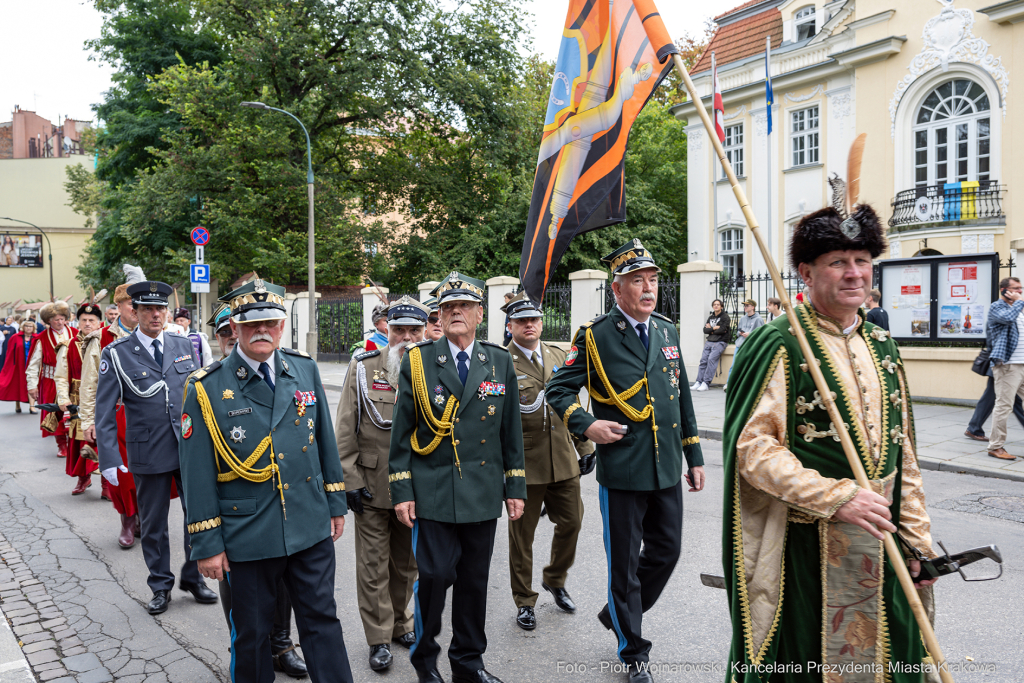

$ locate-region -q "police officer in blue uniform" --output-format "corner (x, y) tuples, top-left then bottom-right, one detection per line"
(95, 280), (218, 615)
(179, 278), (353, 683)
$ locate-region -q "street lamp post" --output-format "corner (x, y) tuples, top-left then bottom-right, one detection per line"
(240, 101), (318, 359)
(0, 217), (55, 301)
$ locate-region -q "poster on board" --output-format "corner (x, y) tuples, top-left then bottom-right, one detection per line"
(0, 234), (43, 268)
(911, 309), (930, 336)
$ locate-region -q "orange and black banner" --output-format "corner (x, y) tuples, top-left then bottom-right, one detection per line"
(519, 0), (676, 302)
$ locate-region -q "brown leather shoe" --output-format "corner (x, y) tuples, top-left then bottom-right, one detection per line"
(988, 448), (1016, 460)
(118, 514), (135, 548)
(964, 429), (987, 441)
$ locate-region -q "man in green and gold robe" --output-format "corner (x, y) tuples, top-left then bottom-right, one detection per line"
(723, 204), (939, 682)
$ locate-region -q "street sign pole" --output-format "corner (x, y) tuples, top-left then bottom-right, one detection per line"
(190, 228), (212, 328)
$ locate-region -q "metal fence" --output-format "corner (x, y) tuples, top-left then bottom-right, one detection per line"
(600, 280), (681, 324)
(709, 271), (804, 343)
(889, 181), (1005, 228)
(317, 296), (364, 361)
(540, 283), (572, 341)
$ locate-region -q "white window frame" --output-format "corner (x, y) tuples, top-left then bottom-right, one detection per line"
(722, 123), (744, 178)
(795, 5), (816, 41)
(912, 78), (992, 188)
(719, 227), (745, 282)
(790, 105), (820, 168)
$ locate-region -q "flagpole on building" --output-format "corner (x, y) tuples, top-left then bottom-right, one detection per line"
(765, 36), (773, 266)
(669, 48), (956, 683)
(711, 52), (719, 265)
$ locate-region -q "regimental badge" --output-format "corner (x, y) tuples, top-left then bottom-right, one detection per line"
(437, 354), (448, 365)
(230, 426), (246, 443)
(282, 360), (289, 372)
(308, 433), (315, 444)
(236, 366), (248, 380)
(255, 278), (267, 293)
(181, 414), (193, 439)
(222, 389), (235, 400)
(487, 405), (496, 416)
(565, 346), (579, 366)
(150, 282), (158, 292)
(616, 320), (627, 331)
(477, 381), (506, 401)
(478, 352), (487, 363)
(99, 359), (108, 375)
(661, 346), (680, 360)
(663, 328), (669, 343)
(308, 418), (315, 430)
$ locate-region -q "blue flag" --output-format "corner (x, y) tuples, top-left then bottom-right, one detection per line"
(765, 50), (773, 135)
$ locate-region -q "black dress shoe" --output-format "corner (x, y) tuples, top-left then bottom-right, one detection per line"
(452, 670), (504, 683)
(516, 605), (536, 630)
(416, 669), (445, 683)
(273, 646), (308, 678)
(369, 643), (392, 671)
(628, 664), (653, 682)
(542, 583), (577, 613)
(147, 590), (171, 615)
(597, 604), (613, 630)
(180, 581), (219, 604)
(392, 631), (416, 648)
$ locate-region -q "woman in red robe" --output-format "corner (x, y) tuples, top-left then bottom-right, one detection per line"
(26, 302), (77, 457)
(0, 320), (37, 412)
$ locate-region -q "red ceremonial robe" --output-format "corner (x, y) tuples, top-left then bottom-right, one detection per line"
(0, 332), (31, 402)
(32, 327), (78, 438)
(63, 339), (98, 479)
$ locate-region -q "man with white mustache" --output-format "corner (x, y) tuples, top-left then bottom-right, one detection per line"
(334, 295), (428, 672)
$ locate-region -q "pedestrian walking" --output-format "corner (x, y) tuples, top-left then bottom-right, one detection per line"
(692, 299), (729, 391)
(964, 370), (1024, 441)
(388, 271), (526, 683)
(865, 288), (889, 330)
(546, 239), (705, 683)
(179, 277), (353, 683)
(95, 279), (217, 614)
(501, 292), (594, 632)
(983, 276), (1024, 460)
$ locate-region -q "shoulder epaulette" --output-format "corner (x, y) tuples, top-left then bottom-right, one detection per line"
(480, 340), (508, 350)
(354, 348), (381, 361)
(584, 314), (607, 327)
(189, 360), (222, 383)
(651, 312), (673, 323)
(166, 331), (186, 338)
(281, 347), (310, 358)
(110, 336), (130, 346)
(410, 339), (433, 348)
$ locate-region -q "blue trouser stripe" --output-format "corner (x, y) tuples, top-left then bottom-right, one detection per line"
(599, 485), (629, 661)
(227, 571), (237, 682)
(409, 520), (423, 658)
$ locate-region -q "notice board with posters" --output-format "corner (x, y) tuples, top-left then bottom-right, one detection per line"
(877, 252), (998, 343)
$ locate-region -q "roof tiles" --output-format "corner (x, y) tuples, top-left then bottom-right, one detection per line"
(692, 8), (782, 75)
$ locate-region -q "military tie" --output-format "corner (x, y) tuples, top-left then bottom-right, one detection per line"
(152, 339), (163, 367)
(636, 322), (649, 351)
(457, 351), (469, 385)
(532, 350), (544, 374)
(259, 361), (275, 392)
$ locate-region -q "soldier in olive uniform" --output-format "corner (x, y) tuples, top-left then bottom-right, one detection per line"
(179, 279), (354, 683)
(546, 240), (705, 683)
(388, 272), (526, 683)
(334, 296), (428, 671)
(501, 292), (595, 631)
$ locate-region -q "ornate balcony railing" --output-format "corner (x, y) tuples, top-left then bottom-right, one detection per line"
(889, 181), (1005, 229)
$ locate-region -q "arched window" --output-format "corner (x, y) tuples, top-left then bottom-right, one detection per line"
(795, 6), (816, 41)
(913, 79), (991, 189)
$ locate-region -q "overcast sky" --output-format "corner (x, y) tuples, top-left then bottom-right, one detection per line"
(0, 0), (740, 126)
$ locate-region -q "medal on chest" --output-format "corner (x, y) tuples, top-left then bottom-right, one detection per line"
(294, 389), (316, 417)
(434, 384), (446, 406)
(477, 381), (505, 401)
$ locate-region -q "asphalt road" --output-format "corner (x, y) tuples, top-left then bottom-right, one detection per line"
(1, 393), (1021, 682)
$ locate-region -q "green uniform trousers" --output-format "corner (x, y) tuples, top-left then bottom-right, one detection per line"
(508, 475), (583, 608)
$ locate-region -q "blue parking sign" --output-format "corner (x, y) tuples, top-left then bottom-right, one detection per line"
(191, 264), (210, 284)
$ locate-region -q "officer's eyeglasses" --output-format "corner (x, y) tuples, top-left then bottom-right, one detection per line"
(428, 316), (439, 324)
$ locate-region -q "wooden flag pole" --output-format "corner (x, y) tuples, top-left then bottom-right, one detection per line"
(670, 53), (954, 682)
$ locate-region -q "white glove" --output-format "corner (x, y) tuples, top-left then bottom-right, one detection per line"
(102, 465), (128, 486)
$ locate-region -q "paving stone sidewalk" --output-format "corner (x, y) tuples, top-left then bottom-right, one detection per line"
(0, 477), (220, 683)
(688, 385), (1024, 482)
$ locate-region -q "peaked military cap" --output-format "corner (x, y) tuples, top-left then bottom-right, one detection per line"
(127, 281), (173, 307)
(219, 276), (286, 323)
(500, 291), (543, 320)
(207, 304), (232, 334)
(602, 238), (662, 276)
(431, 271), (485, 305)
(387, 295), (430, 326)
(423, 296), (439, 312)
(76, 303), (103, 319)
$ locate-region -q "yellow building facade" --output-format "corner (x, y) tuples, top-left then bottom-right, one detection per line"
(0, 157), (94, 307)
(674, 0), (1023, 399)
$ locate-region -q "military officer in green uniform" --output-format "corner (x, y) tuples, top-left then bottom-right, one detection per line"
(501, 292), (595, 631)
(334, 296), (427, 672)
(179, 278), (354, 683)
(388, 272), (526, 683)
(546, 240), (705, 683)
